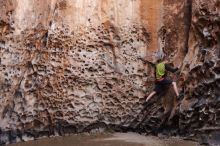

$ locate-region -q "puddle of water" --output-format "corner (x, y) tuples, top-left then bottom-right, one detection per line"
(7, 132), (200, 146)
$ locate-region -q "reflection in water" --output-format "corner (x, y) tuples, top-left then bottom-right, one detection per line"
(7, 132), (200, 146)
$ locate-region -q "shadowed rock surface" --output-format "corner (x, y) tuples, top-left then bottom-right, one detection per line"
(0, 0), (219, 145)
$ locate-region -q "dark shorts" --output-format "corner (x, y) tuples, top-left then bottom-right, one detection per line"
(154, 79), (173, 95)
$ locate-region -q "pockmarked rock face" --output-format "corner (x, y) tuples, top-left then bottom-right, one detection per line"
(179, 0), (220, 141)
(0, 0), (161, 144)
(0, 0), (219, 145)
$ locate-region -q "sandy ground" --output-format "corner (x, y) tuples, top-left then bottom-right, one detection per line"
(7, 132), (201, 146)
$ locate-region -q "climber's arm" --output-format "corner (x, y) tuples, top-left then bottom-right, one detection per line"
(165, 64), (178, 73)
(138, 57), (155, 67)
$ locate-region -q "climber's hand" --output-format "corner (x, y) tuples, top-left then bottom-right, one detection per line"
(175, 68), (181, 74)
(137, 57), (144, 61)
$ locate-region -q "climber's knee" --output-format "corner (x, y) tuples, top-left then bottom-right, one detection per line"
(172, 82), (177, 86)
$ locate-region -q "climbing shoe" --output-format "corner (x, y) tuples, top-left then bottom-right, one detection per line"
(177, 93), (184, 99)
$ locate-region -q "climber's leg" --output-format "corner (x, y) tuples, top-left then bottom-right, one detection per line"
(145, 81), (162, 102)
(146, 91), (156, 102)
(172, 81), (179, 97)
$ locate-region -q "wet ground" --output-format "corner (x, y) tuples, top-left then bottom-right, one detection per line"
(7, 132), (201, 146)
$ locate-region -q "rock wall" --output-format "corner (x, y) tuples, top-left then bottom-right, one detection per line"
(179, 0), (220, 144)
(134, 1), (220, 145)
(0, 0), (220, 145)
(0, 0), (164, 144)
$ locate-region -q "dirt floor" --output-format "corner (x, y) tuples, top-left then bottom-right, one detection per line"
(7, 132), (201, 146)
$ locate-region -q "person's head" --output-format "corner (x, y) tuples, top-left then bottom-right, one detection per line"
(155, 53), (165, 63)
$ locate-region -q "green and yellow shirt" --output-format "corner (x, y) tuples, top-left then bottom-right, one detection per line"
(156, 63), (165, 80)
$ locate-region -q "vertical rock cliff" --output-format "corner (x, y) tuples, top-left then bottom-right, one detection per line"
(0, 0), (219, 145)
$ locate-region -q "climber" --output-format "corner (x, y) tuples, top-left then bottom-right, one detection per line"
(138, 55), (180, 102)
